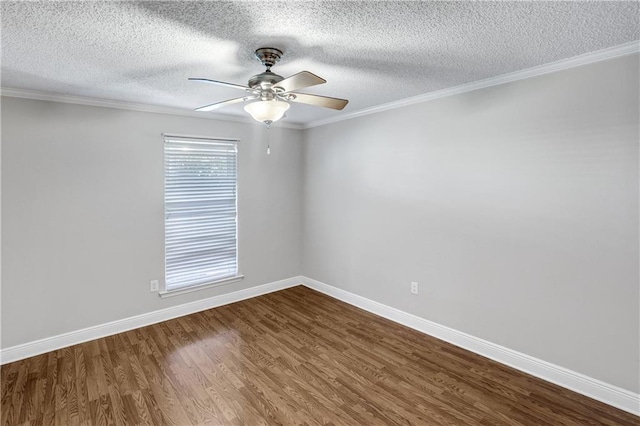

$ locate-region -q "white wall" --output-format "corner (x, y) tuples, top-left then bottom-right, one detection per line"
(1, 97), (303, 348)
(2, 53), (638, 396)
(302, 54), (640, 393)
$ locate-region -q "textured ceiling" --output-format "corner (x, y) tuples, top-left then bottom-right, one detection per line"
(2, 1), (639, 125)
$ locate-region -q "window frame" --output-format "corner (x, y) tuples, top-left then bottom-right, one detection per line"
(160, 133), (243, 297)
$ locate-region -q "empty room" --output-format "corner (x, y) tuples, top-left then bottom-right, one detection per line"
(1, 1), (638, 425)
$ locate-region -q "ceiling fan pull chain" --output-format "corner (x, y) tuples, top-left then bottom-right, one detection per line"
(266, 123), (271, 155)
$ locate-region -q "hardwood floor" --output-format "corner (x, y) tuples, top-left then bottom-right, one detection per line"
(1, 286), (637, 425)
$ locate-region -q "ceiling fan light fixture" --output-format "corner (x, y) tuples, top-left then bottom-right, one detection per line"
(244, 100), (290, 125)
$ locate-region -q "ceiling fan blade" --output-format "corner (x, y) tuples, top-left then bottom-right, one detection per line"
(188, 78), (250, 91)
(288, 92), (349, 110)
(195, 95), (257, 112)
(273, 71), (326, 93)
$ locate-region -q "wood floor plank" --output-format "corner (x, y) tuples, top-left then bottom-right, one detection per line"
(2, 286), (638, 425)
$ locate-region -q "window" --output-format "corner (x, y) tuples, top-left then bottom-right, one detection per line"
(164, 134), (239, 293)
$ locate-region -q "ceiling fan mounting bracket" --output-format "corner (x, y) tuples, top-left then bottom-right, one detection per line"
(254, 47), (283, 70)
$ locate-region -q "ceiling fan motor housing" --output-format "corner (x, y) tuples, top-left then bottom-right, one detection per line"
(248, 70), (284, 91)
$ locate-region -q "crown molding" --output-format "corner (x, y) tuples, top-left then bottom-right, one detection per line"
(2, 41), (637, 132)
(305, 40), (640, 129)
(0, 88), (305, 130)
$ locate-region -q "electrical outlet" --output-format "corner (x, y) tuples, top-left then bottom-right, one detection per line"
(410, 281), (419, 295)
(150, 280), (159, 292)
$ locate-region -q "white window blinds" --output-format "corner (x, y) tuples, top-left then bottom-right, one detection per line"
(164, 135), (238, 292)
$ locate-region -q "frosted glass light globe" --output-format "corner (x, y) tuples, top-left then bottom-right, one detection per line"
(244, 100), (290, 124)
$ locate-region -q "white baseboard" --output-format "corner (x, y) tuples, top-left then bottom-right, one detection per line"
(0, 276), (302, 365)
(301, 276), (640, 416)
(2, 274), (637, 416)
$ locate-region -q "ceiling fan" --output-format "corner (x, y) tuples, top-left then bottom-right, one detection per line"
(189, 47), (348, 125)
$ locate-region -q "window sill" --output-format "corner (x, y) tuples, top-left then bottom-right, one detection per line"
(159, 275), (245, 298)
